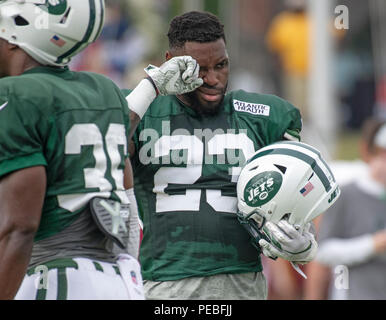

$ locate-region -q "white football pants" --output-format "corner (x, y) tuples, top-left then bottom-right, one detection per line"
(15, 254), (144, 300)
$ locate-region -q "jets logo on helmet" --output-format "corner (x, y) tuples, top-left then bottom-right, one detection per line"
(38, 0), (68, 15)
(0, 0), (105, 66)
(244, 171), (282, 207)
(237, 141), (340, 243)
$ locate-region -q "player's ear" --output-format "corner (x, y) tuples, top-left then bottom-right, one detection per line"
(165, 51), (173, 61)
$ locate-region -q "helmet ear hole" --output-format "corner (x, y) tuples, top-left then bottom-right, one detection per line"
(274, 164), (287, 174)
(14, 16), (29, 26)
(282, 213), (291, 221)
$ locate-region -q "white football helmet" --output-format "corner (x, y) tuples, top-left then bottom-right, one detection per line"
(237, 141), (340, 238)
(0, 0), (105, 66)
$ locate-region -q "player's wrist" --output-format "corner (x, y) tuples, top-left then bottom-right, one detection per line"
(126, 78), (157, 119)
(145, 76), (160, 97)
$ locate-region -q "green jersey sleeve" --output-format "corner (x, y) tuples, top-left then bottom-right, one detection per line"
(0, 79), (49, 178)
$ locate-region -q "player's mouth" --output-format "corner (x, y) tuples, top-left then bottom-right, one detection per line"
(197, 88), (223, 102)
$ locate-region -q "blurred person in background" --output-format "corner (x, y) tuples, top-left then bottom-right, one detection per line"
(333, 16), (375, 131)
(123, 0), (168, 89)
(71, 0), (147, 87)
(304, 118), (386, 300)
(265, 0), (310, 120)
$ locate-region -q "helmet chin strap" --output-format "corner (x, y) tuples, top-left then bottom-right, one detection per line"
(290, 262), (307, 279)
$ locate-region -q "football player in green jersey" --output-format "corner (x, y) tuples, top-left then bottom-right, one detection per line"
(126, 11), (319, 300)
(0, 1), (201, 300)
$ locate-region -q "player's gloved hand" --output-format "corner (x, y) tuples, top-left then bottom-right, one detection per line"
(259, 220), (317, 264)
(144, 56), (203, 96)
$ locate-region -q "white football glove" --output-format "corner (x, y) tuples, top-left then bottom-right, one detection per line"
(144, 56), (203, 96)
(259, 220), (318, 264)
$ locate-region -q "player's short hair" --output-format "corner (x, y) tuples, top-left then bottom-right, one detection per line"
(361, 118), (386, 153)
(167, 11), (226, 50)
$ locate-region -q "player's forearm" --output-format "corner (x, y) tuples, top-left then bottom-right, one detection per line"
(126, 79), (157, 132)
(315, 235), (375, 267)
(128, 110), (141, 143)
(0, 229), (35, 299)
(0, 167), (46, 299)
(126, 79), (157, 142)
(125, 188), (141, 259)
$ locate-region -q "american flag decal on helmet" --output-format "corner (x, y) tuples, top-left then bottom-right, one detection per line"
(300, 181), (314, 197)
(131, 271), (138, 285)
(50, 35), (66, 47)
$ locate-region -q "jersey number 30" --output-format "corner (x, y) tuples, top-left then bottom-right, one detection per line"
(58, 123), (127, 212)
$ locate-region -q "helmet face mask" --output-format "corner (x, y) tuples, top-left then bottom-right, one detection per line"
(242, 208), (266, 230)
(237, 207), (268, 252)
(237, 141), (340, 241)
(0, 0), (105, 66)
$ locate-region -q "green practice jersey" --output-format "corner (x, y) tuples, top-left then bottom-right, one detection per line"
(129, 89), (302, 281)
(0, 66), (130, 242)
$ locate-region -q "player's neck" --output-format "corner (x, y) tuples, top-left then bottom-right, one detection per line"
(8, 50), (41, 76)
(176, 94), (192, 107)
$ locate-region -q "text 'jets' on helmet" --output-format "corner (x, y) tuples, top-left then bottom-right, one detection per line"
(237, 141), (340, 239)
(0, 0), (105, 66)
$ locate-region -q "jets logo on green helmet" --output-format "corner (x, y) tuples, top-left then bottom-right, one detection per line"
(237, 141), (340, 241)
(0, 0), (105, 66)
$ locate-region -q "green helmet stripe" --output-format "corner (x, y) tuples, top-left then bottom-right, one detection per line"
(56, 0), (97, 64)
(274, 140), (320, 156)
(94, 0), (105, 42)
(272, 141), (336, 182)
(249, 148), (332, 192)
